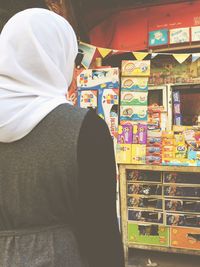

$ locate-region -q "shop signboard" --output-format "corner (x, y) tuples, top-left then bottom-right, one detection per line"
(170, 27), (190, 44)
(149, 29), (168, 46)
(191, 26), (200, 42)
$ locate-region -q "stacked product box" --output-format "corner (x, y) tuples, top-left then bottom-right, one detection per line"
(173, 91), (182, 125)
(77, 68), (120, 145)
(116, 124), (146, 164)
(162, 126), (200, 166)
(117, 60), (150, 164)
(147, 105), (164, 165)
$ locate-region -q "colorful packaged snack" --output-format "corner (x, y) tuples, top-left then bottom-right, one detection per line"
(117, 125), (133, 144)
(116, 144), (132, 163)
(131, 144), (146, 164)
(120, 91), (148, 106)
(121, 60), (151, 77)
(121, 77), (148, 91)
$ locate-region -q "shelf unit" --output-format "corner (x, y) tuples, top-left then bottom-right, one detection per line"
(119, 164), (200, 262)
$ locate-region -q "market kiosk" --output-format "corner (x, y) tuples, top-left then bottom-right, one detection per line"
(76, 51), (200, 262)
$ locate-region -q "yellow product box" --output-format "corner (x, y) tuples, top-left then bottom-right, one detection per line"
(116, 144), (132, 164)
(162, 131), (174, 139)
(174, 134), (185, 144)
(121, 60), (151, 77)
(173, 125), (186, 132)
(173, 125), (193, 132)
(131, 144), (146, 164)
(162, 138), (175, 146)
(162, 152), (175, 159)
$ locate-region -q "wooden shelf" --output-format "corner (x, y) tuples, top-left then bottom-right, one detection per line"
(120, 164), (200, 173)
(128, 243), (200, 256)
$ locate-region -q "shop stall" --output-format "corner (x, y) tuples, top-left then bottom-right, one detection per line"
(74, 48), (200, 261)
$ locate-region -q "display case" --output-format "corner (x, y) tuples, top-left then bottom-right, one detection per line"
(168, 84), (200, 127)
(119, 164), (200, 262)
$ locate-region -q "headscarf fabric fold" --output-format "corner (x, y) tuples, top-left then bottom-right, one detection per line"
(0, 8), (78, 142)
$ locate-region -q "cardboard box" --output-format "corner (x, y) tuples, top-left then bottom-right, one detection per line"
(121, 77), (148, 91)
(170, 227), (200, 250)
(77, 90), (97, 109)
(132, 144), (146, 164)
(128, 210), (163, 224)
(126, 170), (161, 183)
(132, 123), (147, 144)
(120, 106), (148, 121)
(77, 68), (119, 89)
(116, 144), (132, 164)
(128, 223), (169, 246)
(146, 146), (162, 156)
(98, 88), (119, 140)
(121, 91), (148, 106)
(117, 125), (133, 144)
(128, 196), (162, 210)
(147, 137), (162, 146)
(146, 156), (162, 165)
(121, 60), (151, 77)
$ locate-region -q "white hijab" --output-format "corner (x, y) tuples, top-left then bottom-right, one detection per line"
(0, 8), (78, 143)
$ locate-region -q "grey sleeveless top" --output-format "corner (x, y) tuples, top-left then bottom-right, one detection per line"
(0, 104), (88, 267)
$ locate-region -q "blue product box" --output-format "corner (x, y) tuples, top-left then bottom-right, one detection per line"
(149, 29), (168, 46)
(97, 88), (119, 140)
(77, 68), (119, 90)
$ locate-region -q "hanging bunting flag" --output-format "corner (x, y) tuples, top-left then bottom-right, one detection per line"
(151, 53), (158, 59)
(98, 47), (112, 58)
(79, 42), (96, 69)
(133, 52), (148, 60)
(172, 54), (190, 64)
(192, 53), (200, 63)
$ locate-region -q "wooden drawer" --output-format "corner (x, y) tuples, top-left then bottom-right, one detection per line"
(166, 213), (200, 228)
(165, 199), (200, 213)
(128, 196), (162, 210)
(128, 223), (169, 246)
(126, 169), (161, 183)
(163, 172), (200, 185)
(164, 185), (200, 198)
(128, 210), (163, 224)
(128, 183), (162, 196)
(170, 227), (200, 250)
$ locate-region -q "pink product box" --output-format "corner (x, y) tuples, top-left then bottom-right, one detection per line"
(118, 125), (133, 144)
(146, 156), (162, 165)
(133, 124), (147, 144)
(147, 137), (162, 146)
(146, 146), (162, 157)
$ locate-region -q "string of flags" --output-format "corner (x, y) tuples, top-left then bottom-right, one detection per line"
(79, 41), (200, 69)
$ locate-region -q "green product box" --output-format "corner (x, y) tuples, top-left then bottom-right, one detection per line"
(128, 223), (169, 246)
(120, 91), (148, 106)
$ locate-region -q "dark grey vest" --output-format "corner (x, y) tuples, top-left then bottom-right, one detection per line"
(0, 104), (88, 267)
